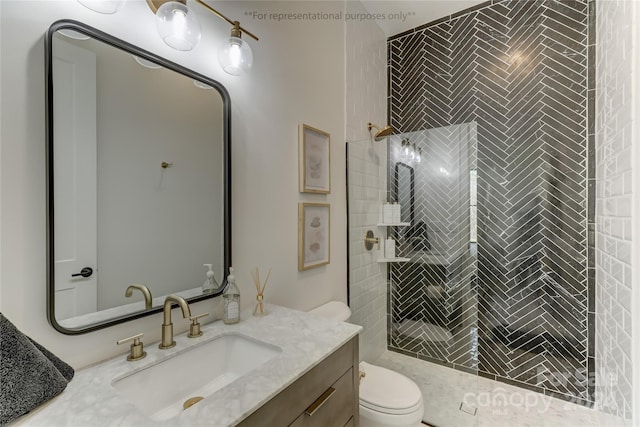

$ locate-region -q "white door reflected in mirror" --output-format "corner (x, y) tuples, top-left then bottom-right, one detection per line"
(53, 37), (98, 320)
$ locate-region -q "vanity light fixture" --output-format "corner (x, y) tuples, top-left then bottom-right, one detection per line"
(77, 0), (125, 14)
(400, 139), (421, 164)
(153, 0), (201, 51)
(147, 0), (259, 75)
(401, 138), (412, 159)
(133, 55), (163, 69)
(58, 29), (91, 40)
(217, 21), (253, 76)
(78, 0), (259, 75)
(193, 80), (213, 89)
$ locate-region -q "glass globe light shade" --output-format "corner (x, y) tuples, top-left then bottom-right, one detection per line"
(77, 0), (125, 14)
(132, 55), (162, 70)
(155, 1), (201, 51)
(402, 141), (411, 158)
(218, 36), (253, 76)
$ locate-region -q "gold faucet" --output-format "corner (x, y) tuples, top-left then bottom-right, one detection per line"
(125, 284), (153, 310)
(159, 294), (192, 349)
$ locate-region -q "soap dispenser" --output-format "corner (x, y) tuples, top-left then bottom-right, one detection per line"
(383, 201), (394, 224)
(202, 264), (219, 294)
(223, 267), (241, 324)
(385, 237), (396, 259)
(392, 202), (402, 224)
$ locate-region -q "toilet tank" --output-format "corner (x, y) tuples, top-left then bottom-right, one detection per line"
(308, 301), (352, 322)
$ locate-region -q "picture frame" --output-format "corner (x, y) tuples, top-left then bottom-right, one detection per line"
(299, 124), (331, 194)
(298, 203), (330, 271)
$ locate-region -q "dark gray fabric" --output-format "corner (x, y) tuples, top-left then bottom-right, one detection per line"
(0, 313), (74, 426)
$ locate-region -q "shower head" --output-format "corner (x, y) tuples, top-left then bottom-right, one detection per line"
(367, 122), (395, 141)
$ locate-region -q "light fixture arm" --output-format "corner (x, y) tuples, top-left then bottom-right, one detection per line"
(194, 0), (259, 41)
(145, 0), (257, 74)
(146, 0), (259, 42)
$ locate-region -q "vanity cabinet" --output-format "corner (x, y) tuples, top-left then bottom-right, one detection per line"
(238, 336), (359, 427)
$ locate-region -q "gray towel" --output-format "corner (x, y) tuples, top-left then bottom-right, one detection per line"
(0, 313), (74, 426)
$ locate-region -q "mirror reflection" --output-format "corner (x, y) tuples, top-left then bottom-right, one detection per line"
(394, 162), (415, 225)
(47, 21), (230, 333)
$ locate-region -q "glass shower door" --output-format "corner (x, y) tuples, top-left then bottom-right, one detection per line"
(347, 122), (479, 427)
(388, 123), (478, 371)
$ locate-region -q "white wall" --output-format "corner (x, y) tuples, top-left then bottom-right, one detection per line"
(0, 1), (3, 309)
(634, 0), (640, 422)
(345, 0), (388, 363)
(90, 38), (224, 310)
(595, 0), (638, 422)
(0, 0), (346, 368)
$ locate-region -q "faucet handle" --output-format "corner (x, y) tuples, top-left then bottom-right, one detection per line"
(188, 313), (209, 338)
(117, 333), (147, 361)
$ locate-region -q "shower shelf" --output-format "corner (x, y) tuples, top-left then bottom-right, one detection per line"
(377, 222), (410, 227)
(377, 257), (411, 263)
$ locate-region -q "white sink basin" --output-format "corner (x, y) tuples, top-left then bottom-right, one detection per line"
(111, 332), (281, 421)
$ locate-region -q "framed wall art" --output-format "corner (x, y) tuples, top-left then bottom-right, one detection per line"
(298, 203), (330, 271)
(299, 124), (330, 194)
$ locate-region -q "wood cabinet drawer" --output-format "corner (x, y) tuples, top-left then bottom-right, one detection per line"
(289, 367), (353, 427)
(237, 336), (358, 427)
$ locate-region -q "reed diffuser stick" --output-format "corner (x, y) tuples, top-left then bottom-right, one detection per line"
(261, 269), (271, 293)
(252, 267), (271, 316)
(251, 268), (260, 293)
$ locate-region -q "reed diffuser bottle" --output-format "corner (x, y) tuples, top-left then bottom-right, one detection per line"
(223, 267), (240, 324)
(251, 267), (271, 316)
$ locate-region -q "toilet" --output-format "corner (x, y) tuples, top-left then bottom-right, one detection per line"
(309, 302), (425, 427)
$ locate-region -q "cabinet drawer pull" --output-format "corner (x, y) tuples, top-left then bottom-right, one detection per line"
(304, 387), (336, 417)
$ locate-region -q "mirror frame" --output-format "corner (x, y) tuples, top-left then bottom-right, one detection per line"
(394, 162), (415, 225)
(45, 20), (232, 335)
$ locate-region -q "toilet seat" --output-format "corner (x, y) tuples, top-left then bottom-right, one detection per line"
(307, 302), (424, 426)
(359, 362), (423, 416)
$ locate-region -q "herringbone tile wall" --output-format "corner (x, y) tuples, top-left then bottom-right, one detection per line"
(387, 0), (595, 405)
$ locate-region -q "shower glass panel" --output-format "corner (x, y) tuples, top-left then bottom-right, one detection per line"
(388, 123), (478, 370)
(347, 122), (478, 427)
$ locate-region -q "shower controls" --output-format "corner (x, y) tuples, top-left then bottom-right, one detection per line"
(364, 230), (380, 251)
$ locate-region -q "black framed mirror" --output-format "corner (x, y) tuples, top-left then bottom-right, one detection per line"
(394, 162), (415, 225)
(45, 20), (231, 334)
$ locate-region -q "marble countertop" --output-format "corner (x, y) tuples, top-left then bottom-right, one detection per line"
(15, 304), (361, 427)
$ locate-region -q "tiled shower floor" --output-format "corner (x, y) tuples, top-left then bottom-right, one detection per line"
(373, 351), (630, 427)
